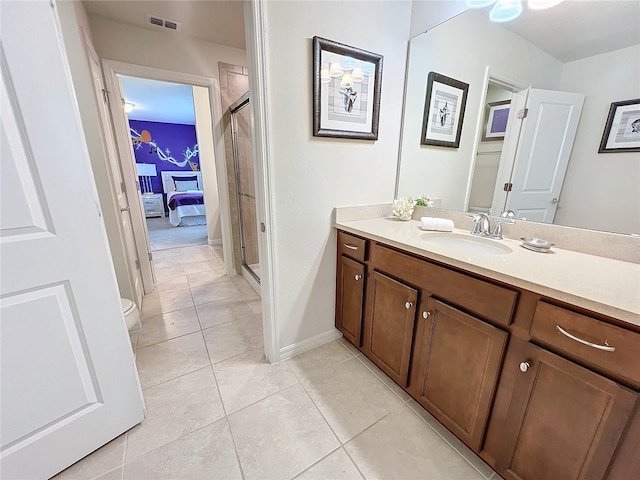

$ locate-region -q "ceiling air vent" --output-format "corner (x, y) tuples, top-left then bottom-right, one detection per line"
(146, 14), (182, 32)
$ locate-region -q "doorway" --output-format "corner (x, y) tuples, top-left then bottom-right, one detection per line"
(119, 75), (210, 252)
(230, 93), (260, 289)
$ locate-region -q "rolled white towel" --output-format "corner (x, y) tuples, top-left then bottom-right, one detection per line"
(420, 217), (454, 232)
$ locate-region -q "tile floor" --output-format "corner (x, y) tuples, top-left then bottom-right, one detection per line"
(146, 217), (208, 251)
(55, 243), (498, 480)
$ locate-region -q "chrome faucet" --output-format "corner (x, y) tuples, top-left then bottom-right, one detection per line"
(471, 213), (491, 236)
(470, 213), (503, 239)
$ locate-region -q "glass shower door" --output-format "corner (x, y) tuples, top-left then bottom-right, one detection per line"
(230, 94), (260, 283)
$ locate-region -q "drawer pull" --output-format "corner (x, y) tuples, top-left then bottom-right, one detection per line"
(556, 325), (616, 352)
(354, 274), (362, 281)
(422, 311), (431, 319)
(519, 361), (530, 373)
(344, 243), (358, 251)
(405, 302), (413, 309)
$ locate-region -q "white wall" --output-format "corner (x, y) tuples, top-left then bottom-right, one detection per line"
(409, 0), (467, 38)
(56, 1), (138, 304)
(263, 1), (412, 349)
(555, 45), (640, 235)
(193, 86), (222, 243)
(88, 15), (247, 78)
(397, 10), (563, 210)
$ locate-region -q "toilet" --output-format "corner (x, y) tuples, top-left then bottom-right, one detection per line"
(121, 298), (141, 331)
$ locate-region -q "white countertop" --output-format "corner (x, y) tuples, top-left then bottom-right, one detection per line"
(335, 217), (640, 327)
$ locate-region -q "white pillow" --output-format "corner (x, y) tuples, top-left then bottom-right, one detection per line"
(174, 180), (198, 192)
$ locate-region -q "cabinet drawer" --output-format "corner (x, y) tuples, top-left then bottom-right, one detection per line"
(371, 244), (517, 326)
(338, 231), (367, 262)
(530, 301), (640, 388)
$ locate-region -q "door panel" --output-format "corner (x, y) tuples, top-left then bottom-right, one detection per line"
(337, 256), (365, 346)
(413, 298), (507, 451)
(85, 31), (143, 305)
(506, 89), (585, 222)
(364, 271), (417, 386)
(497, 344), (637, 480)
(0, 2), (144, 477)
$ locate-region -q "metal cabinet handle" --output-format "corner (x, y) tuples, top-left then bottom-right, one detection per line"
(556, 325), (615, 352)
(405, 302), (413, 309)
(519, 361), (530, 373)
(422, 311), (431, 319)
(120, 206), (130, 212)
(344, 244), (358, 250)
(354, 274), (362, 281)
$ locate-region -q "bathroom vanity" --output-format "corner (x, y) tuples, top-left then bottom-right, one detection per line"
(334, 210), (640, 480)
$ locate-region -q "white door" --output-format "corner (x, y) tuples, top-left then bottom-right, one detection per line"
(505, 89), (585, 222)
(0, 2), (144, 478)
(85, 36), (143, 306)
(103, 72), (156, 293)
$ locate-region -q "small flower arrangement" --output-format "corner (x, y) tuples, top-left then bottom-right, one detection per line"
(392, 196), (416, 221)
(415, 195), (435, 207)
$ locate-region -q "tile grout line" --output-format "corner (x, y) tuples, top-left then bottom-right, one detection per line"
(341, 446), (368, 480)
(405, 400), (492, 479)
(138, 363), (213, 392)
(206, 347), (247, 480)
(288, 445), (343, 480)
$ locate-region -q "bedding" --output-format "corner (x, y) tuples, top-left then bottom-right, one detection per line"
(162, 171), (206, 226)
(174, 180), (199, 191)
(168, 192), (204, 210)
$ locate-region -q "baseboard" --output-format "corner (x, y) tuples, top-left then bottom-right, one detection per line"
(208, 238), (223, 246)
(279, 328), (342, 361)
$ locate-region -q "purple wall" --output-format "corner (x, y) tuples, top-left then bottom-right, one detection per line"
(129, 120), (199, 195)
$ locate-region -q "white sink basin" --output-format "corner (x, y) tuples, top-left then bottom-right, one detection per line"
(420, 233), (513, 255)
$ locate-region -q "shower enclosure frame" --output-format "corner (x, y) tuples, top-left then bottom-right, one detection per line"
(230, 92), (260, 287)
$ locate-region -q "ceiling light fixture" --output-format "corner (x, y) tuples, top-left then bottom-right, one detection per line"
(490, 0), (523, 23)
(466, 0), (563, 22)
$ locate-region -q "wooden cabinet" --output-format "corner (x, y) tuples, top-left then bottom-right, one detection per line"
(336, 256), (365, 346)
(334, 229), (639, 479)
(335, 231), (367, 346)
(362, 271), (418, 387)
(496, 343), (637, 480)
(410, 298), (508, 451)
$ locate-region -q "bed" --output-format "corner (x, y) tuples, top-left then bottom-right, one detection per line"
(161, 171), (206, 227)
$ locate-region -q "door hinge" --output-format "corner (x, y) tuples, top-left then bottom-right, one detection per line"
(148, 252), (153, 261)
(135, 259), (141, 269)
(503, 182), (513, 192)
(517, 108), (528, 119)
(102, 89), (110, 104)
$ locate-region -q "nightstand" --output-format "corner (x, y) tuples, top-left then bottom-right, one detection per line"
(141, 193), (164, 218)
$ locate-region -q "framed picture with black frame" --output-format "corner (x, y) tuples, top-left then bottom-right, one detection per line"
(312, 36), (383, 140)
(421, 72), (469, 148)
(598, 99), (640, 153)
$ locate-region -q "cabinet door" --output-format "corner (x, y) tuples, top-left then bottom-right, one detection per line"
(412, 298), (508, 451)
(363, 271), (417, 386)
(336, 256), (365, 346)
(496, 344), (637, 480)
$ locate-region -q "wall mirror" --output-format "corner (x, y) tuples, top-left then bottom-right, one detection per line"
(396, 2), (640, 235)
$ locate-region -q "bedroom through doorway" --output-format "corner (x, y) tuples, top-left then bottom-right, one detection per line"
(119, 76), (218, 252)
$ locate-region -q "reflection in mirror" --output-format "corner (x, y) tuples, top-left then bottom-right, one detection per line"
(396, 3), (640, 235)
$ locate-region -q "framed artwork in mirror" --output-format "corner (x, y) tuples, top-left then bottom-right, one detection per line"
(482, 100), (511, 142)
(421, 72), (469, 148)
(313, 36), (383, 140)
(598, 99), (640, 153)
